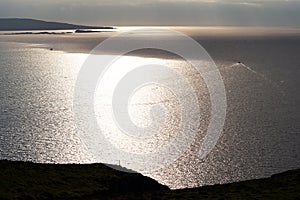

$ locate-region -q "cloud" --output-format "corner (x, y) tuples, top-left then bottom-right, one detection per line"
(0, 0), (300, 26)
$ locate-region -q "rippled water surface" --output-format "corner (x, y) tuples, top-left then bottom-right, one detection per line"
(0, 38), (299, 189)
(0, 42), (92, 163)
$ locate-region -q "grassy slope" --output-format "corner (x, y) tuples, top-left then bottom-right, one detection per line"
(0, 160), (299, 199)
(0, 160), (168, 199)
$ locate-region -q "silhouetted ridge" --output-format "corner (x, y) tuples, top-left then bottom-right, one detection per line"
(0, 18), (114, 30)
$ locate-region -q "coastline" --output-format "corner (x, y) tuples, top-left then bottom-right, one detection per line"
(0, 160), (299, 199)
(1, 27), (300, 56)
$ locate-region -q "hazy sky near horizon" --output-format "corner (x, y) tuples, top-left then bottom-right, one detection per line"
(1, 0), (300, 26)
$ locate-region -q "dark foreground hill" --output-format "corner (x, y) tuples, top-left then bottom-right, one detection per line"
(0, 160), (299, 199)
(0, 18), (113, 31)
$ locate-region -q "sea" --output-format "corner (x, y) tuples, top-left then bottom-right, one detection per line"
(0, 27), (299, 189)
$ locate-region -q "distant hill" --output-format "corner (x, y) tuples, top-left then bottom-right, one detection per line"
(0, 18), (114, 31)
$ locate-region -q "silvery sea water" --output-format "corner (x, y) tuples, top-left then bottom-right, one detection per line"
(0, 33), (299, 189)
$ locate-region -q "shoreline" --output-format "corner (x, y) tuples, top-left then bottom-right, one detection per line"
(1, 160), (299, 199)
(1, 29), (300, 59)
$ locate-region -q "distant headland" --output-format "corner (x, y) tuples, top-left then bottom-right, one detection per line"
(0, 18), (114, 31)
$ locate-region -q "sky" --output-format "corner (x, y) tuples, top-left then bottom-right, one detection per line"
(0, 0), (300, 26)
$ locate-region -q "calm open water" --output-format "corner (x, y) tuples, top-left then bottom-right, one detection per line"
(0, 35), (299, 189)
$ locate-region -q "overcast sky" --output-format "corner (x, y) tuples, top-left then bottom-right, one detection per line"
(1, 0), (300, 26)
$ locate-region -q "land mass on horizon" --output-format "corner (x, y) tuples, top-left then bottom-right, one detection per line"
(0, 18), (114, 31)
